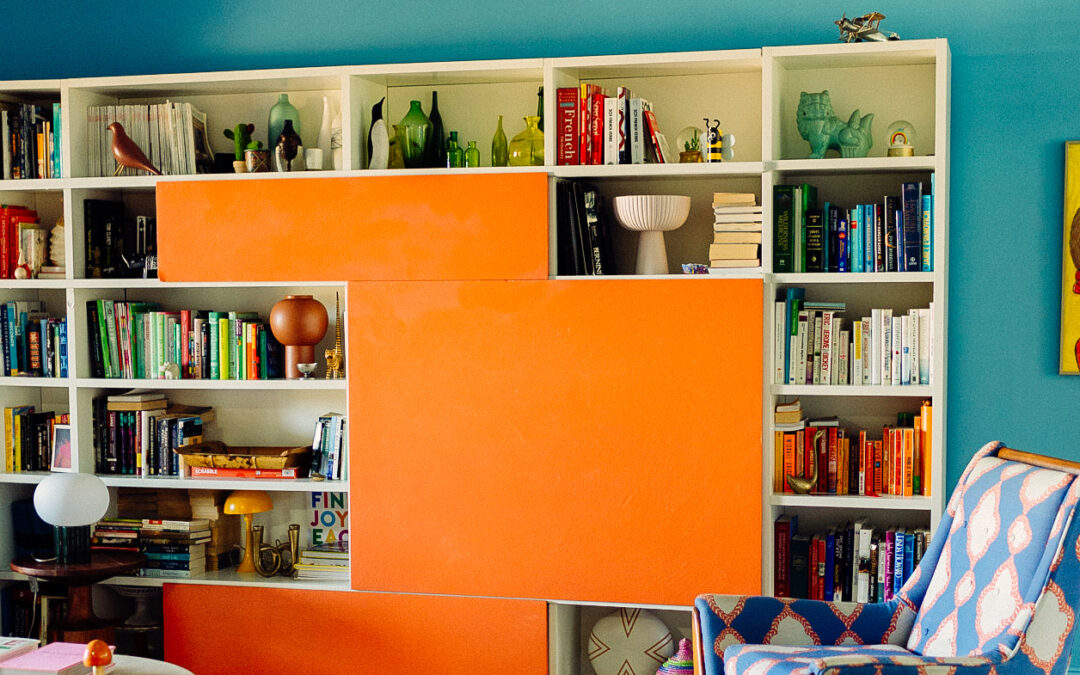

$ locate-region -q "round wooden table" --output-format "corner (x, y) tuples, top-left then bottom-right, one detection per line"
(10, 550), (146, 643)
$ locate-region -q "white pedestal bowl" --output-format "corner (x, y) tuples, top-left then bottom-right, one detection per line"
(612, 195), (691, 274)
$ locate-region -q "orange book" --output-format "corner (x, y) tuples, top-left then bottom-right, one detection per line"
(783, 433), (796, 493)
(913, 416), (922, 495)
(881, 427), (891, 495)
(893, 428), (904, 495)
(921, 401), (933, 496)
(902, 427), (914, 496)
(796, 429), (807, 479)
(774, 431), (784, 492)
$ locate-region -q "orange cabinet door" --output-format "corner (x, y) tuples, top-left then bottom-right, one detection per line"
(156, 173), (548, 282)
(164, 585), (546, 674)
(349, 279), (763, 606)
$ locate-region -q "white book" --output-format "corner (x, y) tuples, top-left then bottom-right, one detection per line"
(908, 310), (919, 384)
(775, 301), (786, 384)
(928, 302), (934, 385)
(880, 309), (893, 385)
(0, 110), (9, 179)
(870, 309), (883, 386)
(812, 313), (824, 385)
(831, 317), (842, 385)
(852, 520), (866, 599)
(852, 320), (863, 385)
(629, 98), (647, 164)
(861, 317), (872, 384)
(856, 522), (873, 603)
(603, 96), (618, 165)
(901, 314), (912, 386)
(891, 316), (903, 385)
(838, 329), (849, 385)
(796, 310), (809, 385)
(714, 213), (765, 223)
(713, 205), (763, 214)
(819, 310), (834, 385)
(918, 307), (931, 384)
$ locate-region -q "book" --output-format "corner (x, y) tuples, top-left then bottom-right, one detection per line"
(773, 515), (795, 597)
(0, 640), (110, 675)
(628, 98), (648, 164)
(555, 87), (579, 165)
(642, 110), (670, 163)
(189, 466), (301, 479)
(0, 638), (38, 664)
(773, 185), (795, 273)
(901, 181), (923, 272)
(141, 518), (210, 531)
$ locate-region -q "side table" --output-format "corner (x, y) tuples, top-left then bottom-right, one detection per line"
(10, 550), (145, 643)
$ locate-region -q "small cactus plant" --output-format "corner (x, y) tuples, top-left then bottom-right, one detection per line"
(224, 123), (256, 160)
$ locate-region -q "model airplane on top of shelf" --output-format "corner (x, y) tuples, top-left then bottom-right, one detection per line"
(835, 12), (900, 42)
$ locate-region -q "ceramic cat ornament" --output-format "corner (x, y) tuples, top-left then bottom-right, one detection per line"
(796, 90), (874, 159)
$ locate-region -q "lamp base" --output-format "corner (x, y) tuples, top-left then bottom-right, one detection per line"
(237, 514), (256, 573)
(54, 525), (92, 565)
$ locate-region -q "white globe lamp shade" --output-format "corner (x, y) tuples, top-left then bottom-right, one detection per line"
(33, 473), (110, 526)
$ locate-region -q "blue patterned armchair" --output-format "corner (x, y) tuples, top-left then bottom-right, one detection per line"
(694, 441), (1080, 675)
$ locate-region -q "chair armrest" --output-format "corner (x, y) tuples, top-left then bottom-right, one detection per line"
(814, 654), (997, 675)
(694, 594), (913, 675)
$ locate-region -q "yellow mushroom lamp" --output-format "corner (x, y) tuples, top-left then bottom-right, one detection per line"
(224, 490), (273, 573)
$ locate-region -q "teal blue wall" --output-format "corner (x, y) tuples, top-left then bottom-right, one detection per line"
(6, 0), (1080, 661)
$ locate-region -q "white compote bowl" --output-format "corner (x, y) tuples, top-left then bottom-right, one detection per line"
(612, 195), (691, 274)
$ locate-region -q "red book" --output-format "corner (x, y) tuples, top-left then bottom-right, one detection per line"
(643, 109), (668, 163)
(579, 83), (600, 165)
(774, 515), (794, 597)
(874, 440), (884, 495)
(809, 536), (819, 599)
(589, 92), (604, 165)
(0, 206), (36, 278)
(826, 427), (839, 494)
(180, 309), (191, 376)
(555, 88), (579, 165)
(189, 466), (301, 479)
(815, 428), (827, 493)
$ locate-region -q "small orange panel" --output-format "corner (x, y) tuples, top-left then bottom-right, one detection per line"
(349, 279), (763, 606)
(156, 173), (548, 282)
(163, 585), (546, 673)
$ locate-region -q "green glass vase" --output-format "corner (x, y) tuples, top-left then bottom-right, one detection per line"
(491, 115), (508, 167)
(446, 131), (464, 168)
(425, 91), (446, 168)
(508, 115), (544, 166)
(268, 94), (300, 153)
(396, 100), (431, 169)
(465, 140), (480, 168)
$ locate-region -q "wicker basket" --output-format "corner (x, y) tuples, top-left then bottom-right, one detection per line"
(174, 441), (312, 471)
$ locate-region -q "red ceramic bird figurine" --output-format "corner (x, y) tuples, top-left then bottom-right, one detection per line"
(108, 122), (161, 176)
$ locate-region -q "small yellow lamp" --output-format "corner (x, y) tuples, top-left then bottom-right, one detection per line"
(224, 490), (273, 574)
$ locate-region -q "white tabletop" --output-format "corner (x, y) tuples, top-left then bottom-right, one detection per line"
(111, 655), (194, 675)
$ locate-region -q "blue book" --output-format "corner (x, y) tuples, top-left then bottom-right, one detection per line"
(864, 204), (877, 272)
(58, 319), (67, 378)
(5, 302), (16, 375)
(901, 182), (923, 272)
(824, 530), (835, 601)
(851, 206), (863, 273)
(783, 287), (805, 383)
(893, 529), (906, 592)
(903, 530), (915, 580)
(837, 219), (849, 273)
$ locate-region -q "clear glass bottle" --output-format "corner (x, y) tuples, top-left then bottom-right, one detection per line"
(446, 131), (464, 168)
(491, 115), (508, 167)
(465, 140), (480, 167)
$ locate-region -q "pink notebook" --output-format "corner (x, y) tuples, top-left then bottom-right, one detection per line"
(0, 641), (113, 675)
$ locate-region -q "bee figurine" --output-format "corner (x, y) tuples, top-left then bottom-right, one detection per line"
(703, 118), (723, 163)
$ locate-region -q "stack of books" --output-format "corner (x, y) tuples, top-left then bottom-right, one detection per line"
(91, 518), (142, 552)
(138, 518), (210, 579)
(709, 192), (762, 270)
(294, 540), (349, 581)
(188, 489), (241, 571)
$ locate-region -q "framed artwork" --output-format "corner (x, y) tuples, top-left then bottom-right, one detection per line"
(50, 424), (73, 472)
(1061, 142), (1080, 373)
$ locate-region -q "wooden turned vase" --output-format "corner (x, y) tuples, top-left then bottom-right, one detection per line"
(269, 295), (328, 379)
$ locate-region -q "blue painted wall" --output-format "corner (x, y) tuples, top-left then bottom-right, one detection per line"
(5, 0), (1080, 661)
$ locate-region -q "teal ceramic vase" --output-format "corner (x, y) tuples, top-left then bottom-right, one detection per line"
(396, 100), (431, 168)
(491, 115), (508, 167)
(268, 94), (301, 152)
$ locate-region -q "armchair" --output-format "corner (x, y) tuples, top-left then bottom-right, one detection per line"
(694, 441), (1080, 675)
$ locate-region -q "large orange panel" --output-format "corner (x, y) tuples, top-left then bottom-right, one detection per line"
(163, 585), (546, 674)
(349, 279), (763, 606)
(155, 173), (548, 282)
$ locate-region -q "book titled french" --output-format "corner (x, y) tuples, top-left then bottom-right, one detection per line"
(555, 88), (579, 165)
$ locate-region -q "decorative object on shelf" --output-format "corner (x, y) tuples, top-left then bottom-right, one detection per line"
(252, 523), (300, 578)
(1060, 141), (1080, 373)
(508, 115), (544, 166)
(273, 119), (304, 172)
(388, 125), (405, 169)
(465, 140), (480, 168)
(657, 638), (694, 675)
(304, 147), (324, 170)
(785, 428), (821, 494)
(425, 91), (446, 168)
(676, 126), (703, 163)
(325, 292), (345, 380)
(49, 217), (65, 267)
(108, 122), (161, 176)
(297, 362), (317, 379)
(244, 146), (270, 172)
(269, 294), (329, 379)
(491, 115), (508, 167)
(331, 108), (343, 170)
(267, 93), (300, 153)
(796, 90), (874, 159)
(722, 133), (737, 161)
(33, 472), (110, 564)
(703, 119), (723, 162)
(368, 97), (389, 170)
(84, 639), (112, 675)
(446, 131), (464, 168)
(316, 95), (332, 170)
(612, 194), (691, 275)
(160, 361), (180, 380)
(396, 100), (431, 169)
(50, 424), (73, 472)
(835, 12), (900, 42)
(536, 85), (544, 132)
(587, 608), (675, 675)
(223, 490), (273, 574)
(223, 123), (255, 173)
(886, 119), (916, 156)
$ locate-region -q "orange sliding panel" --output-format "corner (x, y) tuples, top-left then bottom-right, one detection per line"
(163, 585), (546, 673)
(349, 278), (763, 606)
(155, 173), (548, 282)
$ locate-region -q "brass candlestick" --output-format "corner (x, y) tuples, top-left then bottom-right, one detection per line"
(325, 292), (345, 379)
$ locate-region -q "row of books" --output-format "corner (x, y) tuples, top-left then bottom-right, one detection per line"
(775, 516), (930, 602)
(773, 401), (934, 497)
(0, 205), (58, 281)
(312, 412), (347, 481)
(92, 517), (212, 578)
(86, 101), (211, 177)
(295, 539), (348, 580)
(84, 199), (158, 279)
(85, 300), (284, 380)
(0, 301), (67, 378)
(0, 102), (61, 179)
(709, 192), (762, 269)
(555, 180), (614, 275)
(91, 391), (213, 475)
(775, 289), (932, 386)
(773, 179), (934, 273)
(556, 85), (670, 165)
(3, 408), (67, 472)
(116, 488), (241, 572)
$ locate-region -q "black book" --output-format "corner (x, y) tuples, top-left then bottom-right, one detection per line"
(582, 186), (611, 275)
(827, 205), (840, 273)
(805, 208), (825, 272)
(789, 535), (810, 599)
(556, 180), (587, 275)
(901, 182), (923, 272)
(85, 301), (104, 378)
(842, 523), (855, 601)
(83, 199), (124, 278)
(555, 180), (575, 276)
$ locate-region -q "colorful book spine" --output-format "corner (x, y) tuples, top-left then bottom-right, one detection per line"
(901, 181), (923, 271)
(555, 87), (579, 165)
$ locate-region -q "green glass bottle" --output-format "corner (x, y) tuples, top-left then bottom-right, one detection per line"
(465, 140), (480, 167)
(491, 115), (508, 167)
(396, 100), (431, 169)
(446, 131), (464, 168)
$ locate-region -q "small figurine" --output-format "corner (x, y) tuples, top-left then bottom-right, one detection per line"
(703, 118), (723, 162)
(324, 292), (344, 379)
(796, 90), (874, 159)
(835, 12), (900, 43)
(108, 122), (161, 176)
